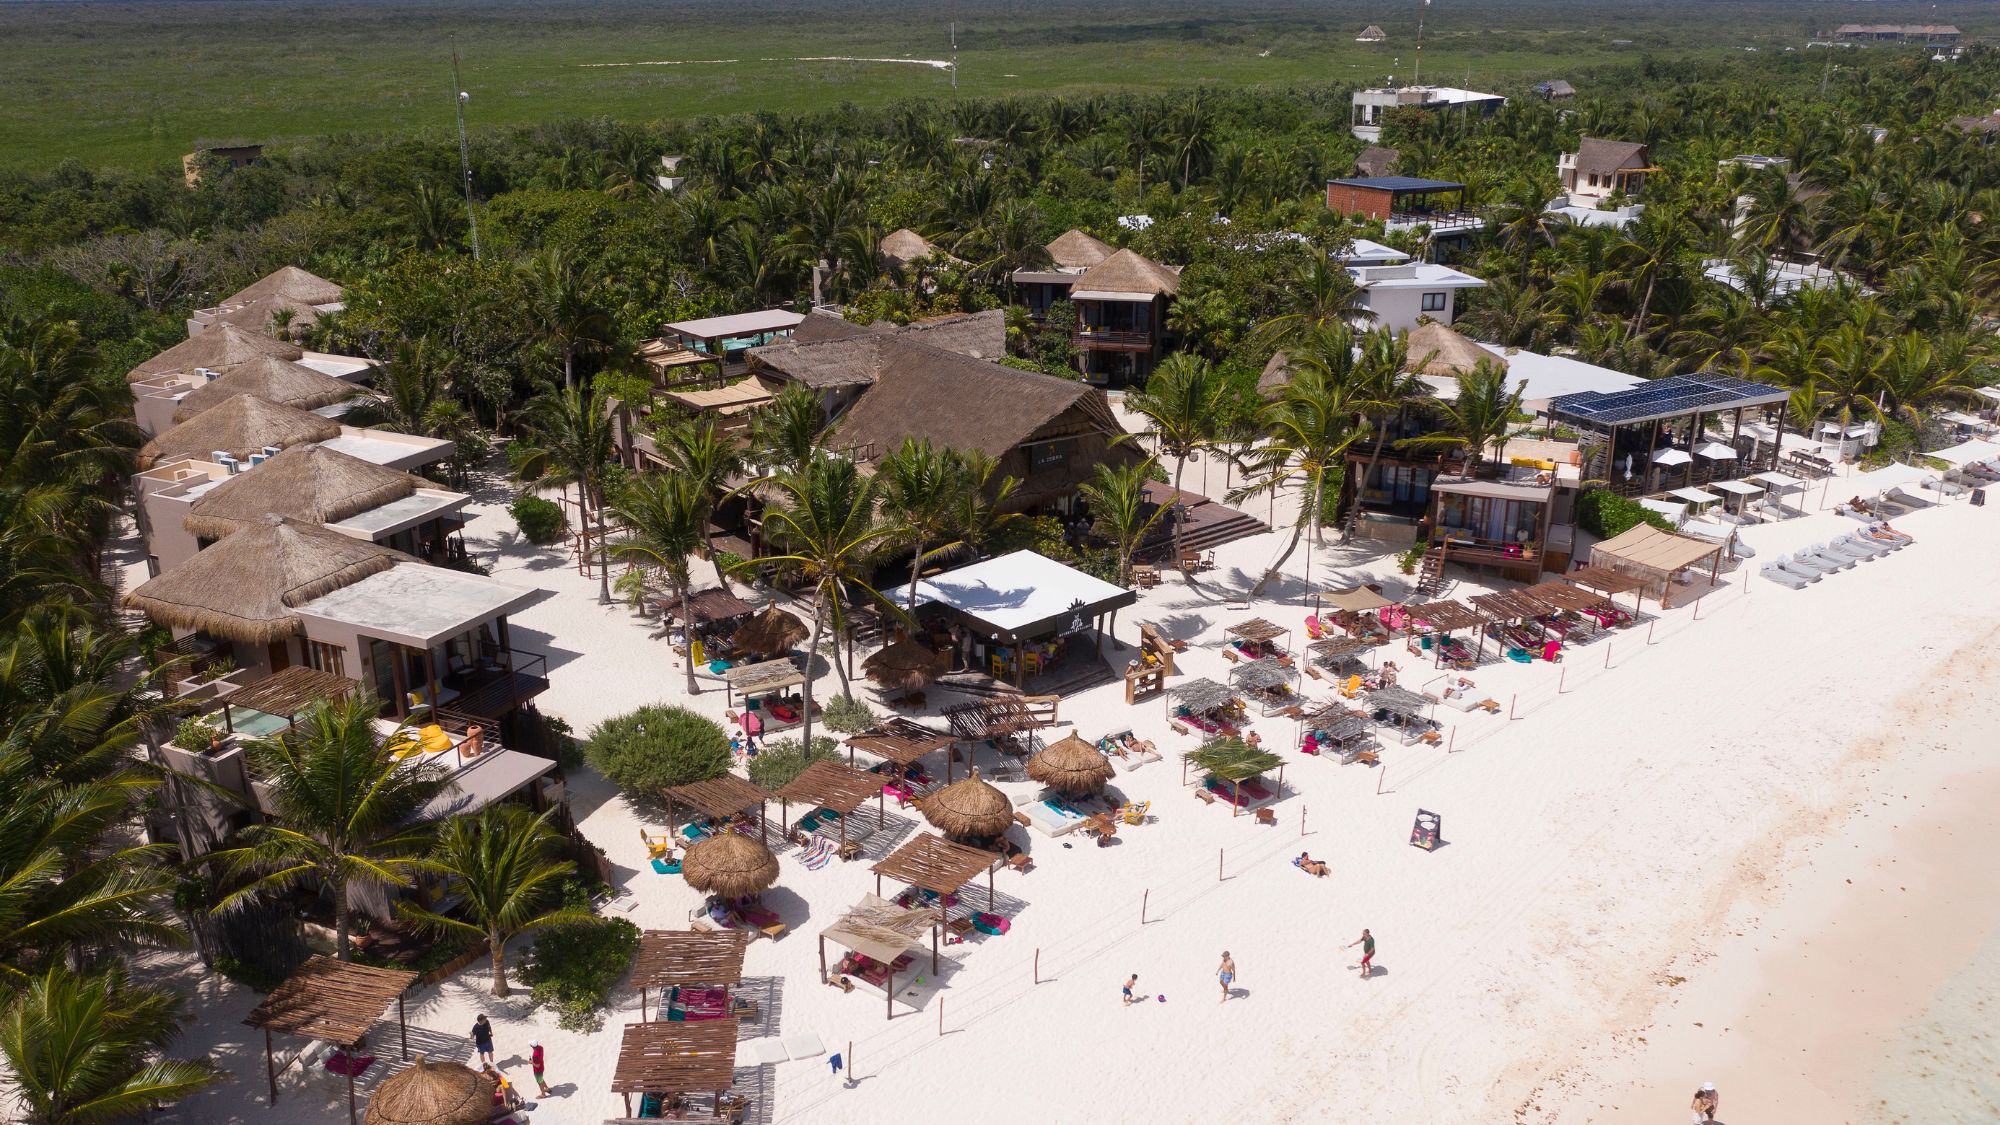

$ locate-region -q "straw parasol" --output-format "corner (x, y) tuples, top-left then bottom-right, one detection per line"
(1026, 733), (1115, 797)
(139, 394), (341, 469)
(681, 832), (780, 898)
(365, 1055), (495, 1125)
(173, 355), (362, 422)
(123, 516), (409, 644)
(862, 640), (950, 694)
(128, 322), (304, 383)
(1405, 322), (1505, 378)
(730, 605), (809, 658)
(920, 769), (1014, 840)
(184, 443), (426, 539)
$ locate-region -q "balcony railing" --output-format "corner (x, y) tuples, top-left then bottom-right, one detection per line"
(1387, 210), (1484, 231)
(1073, 327), (1156, 350)
(445, 652), (549, 721)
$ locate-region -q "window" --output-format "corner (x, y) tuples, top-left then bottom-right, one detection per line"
(305, 640), (345, 678)
(1420, 292), (1449, 313)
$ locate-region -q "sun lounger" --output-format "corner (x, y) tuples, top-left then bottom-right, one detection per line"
(1820, 538), (1878, 563)
(1795, 544), (1853, 571)
(1887, 487), (1932, 509)
(1923, 475), (1966, 498)
(1761, 563), (1811, 590)
(1775, 553), (1828, 580)
(1784, 550), (1841, 576)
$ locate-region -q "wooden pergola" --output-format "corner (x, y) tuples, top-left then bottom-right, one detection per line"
(610, 1018), (740, 1119)
(1224, 617), (1289, 653)
(777, 759), (890, 849)
(846, 718), (955, 773)
(221, 666), (354, 730)
(243, 955), (416, 1125)
(1518, 580), (1607, 613)
(941, 697), (1059, 742)
(664, 773), (770, 843)
(721, 658), (805, 708)
(873, 833), (1001, 919)
(631, 929), (749, 1020)
(1403, 600), (1490, 634)
(818, 894), (941, 1021)
(1469, 589), (1562, 622)
(1566, 565), (1649, 613)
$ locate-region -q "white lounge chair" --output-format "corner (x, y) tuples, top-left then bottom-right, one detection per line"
(1796, 544), (1853, 571)
(1761, 563), (1811, 590)
(1775, 554), (1827, 581)
(1783, 551), (1839, 577)
(1923, 476), (1966, 498)
(1887, 487), (1932, 510)
(1819, 539), (1876, 563)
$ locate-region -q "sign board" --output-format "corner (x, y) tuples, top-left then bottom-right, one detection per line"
(1409, 808), (1442, 851)
(1060, 598), (1092, 637)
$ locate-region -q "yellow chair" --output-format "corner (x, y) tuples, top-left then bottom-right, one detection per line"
(990, 652), (1006, 678)
(1339, 674), (1363, 699)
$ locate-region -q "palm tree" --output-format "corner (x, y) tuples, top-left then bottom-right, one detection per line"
(610, 472), (708, 695)
(1346, 328), (1426, 542)
(743, 456), (898, 748)
(1077, 457), (1167, 588)
(1615, 202), (1691, 341)
(210, 694), (447, 961)
(1125, 352), (1224, 578)
(0, 962), (222, 1125)
(749, 383), (827, 478)
(1230, 365), (1365, 595)
(923, 450), (1024, 568)
(649, 418), (747, 588)
(1397, 359), (1532, 472)
(515, 386), (619, 605)
(1492, 175), (1565, 285)
(519, 249), (619, 390)
(1253, 247), (1372, 350)
(399, 806), (593, 997)
(876, 438), (968, 614)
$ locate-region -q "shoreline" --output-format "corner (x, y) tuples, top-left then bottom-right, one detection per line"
(1524, 630), (2000, 1123)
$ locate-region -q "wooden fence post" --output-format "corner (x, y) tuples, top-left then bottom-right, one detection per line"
(1033, 948), (1040, 985)
(1217, 848), (1224, 882)
(1140, 889), (1149, 926)
(1376, 765), (1386, 795)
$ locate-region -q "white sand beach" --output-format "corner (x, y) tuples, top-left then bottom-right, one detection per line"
(133, 448), (2000, 1125)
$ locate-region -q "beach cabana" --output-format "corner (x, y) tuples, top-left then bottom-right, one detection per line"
(862, 639), (949, 704)
(1564, 565), (1647, 615)
(1026, 733), (1115, 797)
(681, 832), (780, 900)
(1230, 656), (1300, 715)
(245, 956), (416, 1124)
(630, 929), (750, 1020)
(1296, 703), (1377, 759)
(1223, 617), (1289, 660)
(363, 1055), (494, 1125)
(918, 769), (1014, 844)
(777, 755), (889, 834)
(138, 393), (343, 470)
(728, 605), (808, 659)
(819, 893), (942, 1019)
(846, 718), (956, 793)
(1587, 522), (1726, 605)
(721, 658), (808, 730)
(1182, 737), (1286, 817)
(662, 588), (758, 630)
(665, 774), (769, 843)
(873, 834), (1002, 926)
(1308, 634), (1377, 678)
(1401, 600), (1490, 667)
(1166, 677), (1242, 737)
(610, 1018), (740, 1120)
(1366, 684), (1438, 742)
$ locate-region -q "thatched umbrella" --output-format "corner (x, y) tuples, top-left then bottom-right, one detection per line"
(730, 605), (809, 658)
(681, 832), (780, 898)
(184, 444), (427, 539)
(139, 394), (341, 470)
(173, 356), (362, 422)
(862, 640), (949, 695)
(920, 769), (1014, 840)
(123, 516), (409, 644)
(128, 321), (304, 383)
(1027, 733), (1115, 797)
(1405, 322), (1505, 378)
(365, 1055), (495, 1125)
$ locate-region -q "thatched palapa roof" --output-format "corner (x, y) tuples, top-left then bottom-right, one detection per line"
(1026, 733), (1114, 796)
(139, 394), (342, 470)
(681, 831), (780, 898)
(879, 228), (962, 270)
(1071, 248), (1181, 297)
(919, 768), (1015, 839)
(129, 322), (304, 383)
(750, 311), (1007, 389)
(832, 339), (1112, 463)
(1406, 322), (1505, 378)
(123, 516), (409, 643)
(862, 639), (949, 693)
(172, 355), (362, 423)
(730, 605), (809, 657)
(183, 443), (425, 539)
(1355, 146), (1401, 178)
(1045, 229), (1115, 270)
(223, 265), (346, 309)
(1571, 138), (1650, 178)
(209, 293), (325, 337)
(365, 1056), (494, 1125)
(1257, 351), (1294, 398)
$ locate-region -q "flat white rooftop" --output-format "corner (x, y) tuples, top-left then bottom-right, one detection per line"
(320, 429), (455, 471)
(294, 564), (541, 648)
(297, 351), (375, 382)
(1350, 263), (1488, 290)
(907, 550), (1135, 639)
(1343, 238), (1411, 265)
(666, 309), (805, 340)
(330, 489), (469, 538)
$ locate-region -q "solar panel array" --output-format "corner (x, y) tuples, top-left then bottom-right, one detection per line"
(1548, 372), (1788, 427)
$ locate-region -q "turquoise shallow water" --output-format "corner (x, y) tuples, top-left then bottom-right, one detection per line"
(1869, 923), (2000, 1123)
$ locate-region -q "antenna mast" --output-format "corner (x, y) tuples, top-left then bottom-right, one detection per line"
(950, 20), (959, 91)
(450, 34), (481, 261)
(1413, 0), (1428, 86)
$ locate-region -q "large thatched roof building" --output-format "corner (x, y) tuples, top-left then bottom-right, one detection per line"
(191, 266), (346, 338)
(182, 443), (430, 540)
(1045, 229), (1116, 271)
(171, 355), (363, 423)
(139, 394), (343, 470)
(128, 322), (305, 383)
(1405, 322), (1506, 378)
(123, 515), (408, 644)
(878, 228), (964, 272)
(1070, 248), (1182, 298)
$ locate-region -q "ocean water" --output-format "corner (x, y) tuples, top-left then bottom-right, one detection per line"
(1869, 922), (2000, 1123)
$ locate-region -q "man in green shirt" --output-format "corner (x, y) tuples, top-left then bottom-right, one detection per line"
(1347, 928), (1376, 979)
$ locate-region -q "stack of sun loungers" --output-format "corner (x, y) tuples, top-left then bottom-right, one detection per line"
(1761, 524), (1911, 589)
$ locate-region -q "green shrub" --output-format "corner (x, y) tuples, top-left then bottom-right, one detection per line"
(519, 914), (641, 1032)
(584, 705), (731, 793)
(820, 693), (877, 735)
(175, 716), (221, 751)
(746, 736), (839, 790)
(1396, 544), (1426, 575)
(1575, 488), (1673, 539)
(510, 495), (567, 545)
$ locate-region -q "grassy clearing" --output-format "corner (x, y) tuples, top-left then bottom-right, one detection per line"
(0, 0), (1984, 171)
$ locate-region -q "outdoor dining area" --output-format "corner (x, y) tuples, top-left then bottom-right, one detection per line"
(905, 550), (1134, 690)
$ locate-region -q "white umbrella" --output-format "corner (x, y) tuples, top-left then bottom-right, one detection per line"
(1653, 448), (1694, 467)
(1668, 487), (1723, 505)
(1694, 442), (1737, 460)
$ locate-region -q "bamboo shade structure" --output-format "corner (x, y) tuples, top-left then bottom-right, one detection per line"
(609, 1019), (740, 1094)
(1308, 635), (1375, 659)
(1469, 589), (1561, 622)
(1518, 581), (1604, 612)
(1168, 677), (1235, 713)
(665, 775), (769, 821)
(1229, 657), (1291, 692)
(846, 718), (954, 767)
(1365, 685), (1434, 717)
(723, 658), (806, 697)
(1404, 601), (1490, 633)
(1566, 566), (1648, 596)
(871, 834), (1000, 896)
(245, 956), (416, 1046)
(224, 666), (354, 719)
(776, 760), (885, 814)
(1224, 618), (1287, 643)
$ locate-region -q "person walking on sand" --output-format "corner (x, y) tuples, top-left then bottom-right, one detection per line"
(1216, 952), (1236, 1003)
(1122, 973), (1139, 1006)
(530, 1039), (550, 1098)
(470, 1013), (495, 1066)
(1347, 929), (1375, 979)
(1690, 1081), (1718, 1122)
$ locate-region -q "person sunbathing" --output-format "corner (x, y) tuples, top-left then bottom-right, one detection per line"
(1295, 852), (1330, 877)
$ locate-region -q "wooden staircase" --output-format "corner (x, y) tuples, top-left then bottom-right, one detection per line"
(1415, 543), (1450, 598)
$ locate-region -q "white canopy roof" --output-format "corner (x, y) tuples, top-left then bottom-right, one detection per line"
(1749, 471), (1805, 490)
(666, 309), (804, 340)
(1710, 480), (1765, 496)
(1637, 498), (1687, 521)
(1976, 387), (2000, 403)
(1938, 410), (1987, 427)
(1652, 448), (1693, 466)
(1927, 439), (2000, 467)
(908, 550), (1135, 640)
(1694, 441), (1738, 460)
(1668, 487), (1724, 504)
